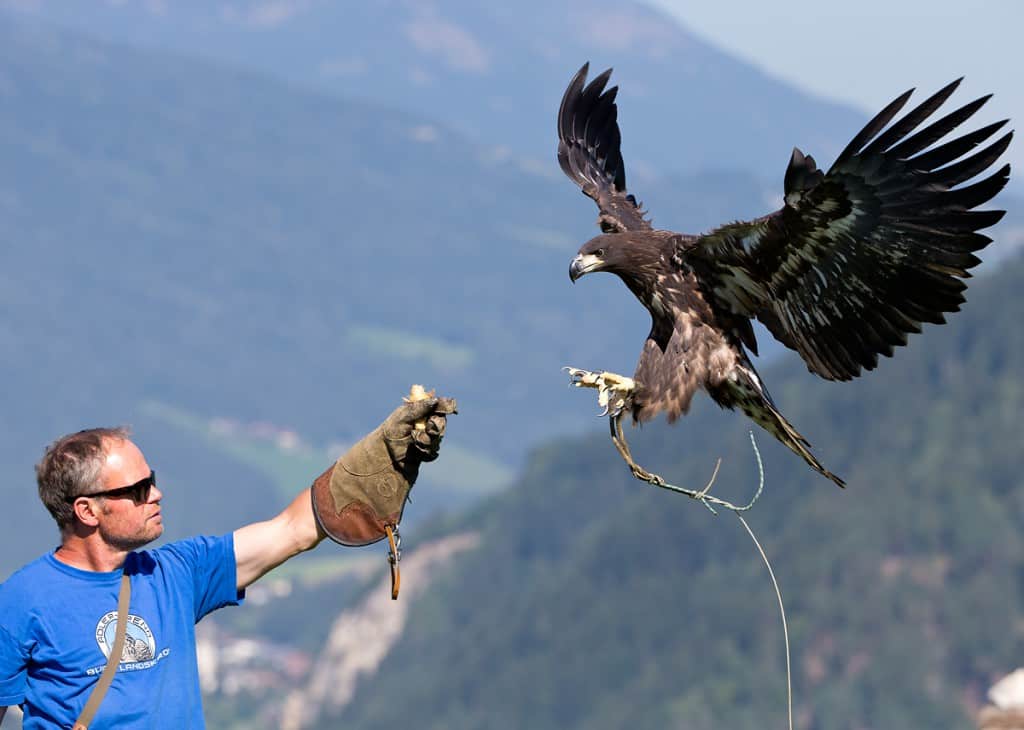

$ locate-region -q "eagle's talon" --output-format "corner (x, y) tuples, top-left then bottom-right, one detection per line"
(566, 366), (637, 419)
(565, 367), (593, 389)
(630, 465), (664, 486)
(600, 402), (627, 419)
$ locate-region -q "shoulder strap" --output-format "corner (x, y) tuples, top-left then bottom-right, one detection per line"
(73, 571), (131, 730)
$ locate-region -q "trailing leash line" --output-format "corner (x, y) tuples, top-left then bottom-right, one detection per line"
(736, 510), (793, 730)
(607, 423), (793, 730)
(733, 432), (794, 728)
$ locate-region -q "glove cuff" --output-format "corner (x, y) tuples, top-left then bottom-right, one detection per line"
(312, 426), (413, 547)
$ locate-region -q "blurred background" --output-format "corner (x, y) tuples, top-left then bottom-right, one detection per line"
(1, 1), (1021, 728)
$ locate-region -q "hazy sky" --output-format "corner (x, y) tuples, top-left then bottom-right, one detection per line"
(648, 1), (1022, 190)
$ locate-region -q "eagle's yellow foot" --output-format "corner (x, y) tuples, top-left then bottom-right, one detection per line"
(564, 367), (636, 417)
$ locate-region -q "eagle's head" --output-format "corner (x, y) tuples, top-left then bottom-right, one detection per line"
(569, 233), (661, 283)
(569, 234), (627, 282)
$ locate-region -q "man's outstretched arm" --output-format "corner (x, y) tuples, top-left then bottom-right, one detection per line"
(233, 484), (326, 590)
(232, 395), (454, 591)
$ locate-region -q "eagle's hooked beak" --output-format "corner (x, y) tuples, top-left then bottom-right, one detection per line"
(569, 253), (604, 282)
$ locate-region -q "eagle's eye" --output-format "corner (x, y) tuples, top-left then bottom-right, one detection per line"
(595, 248), (605, 257)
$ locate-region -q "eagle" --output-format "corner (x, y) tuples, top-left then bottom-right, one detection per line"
(559, 63), (1012, 488)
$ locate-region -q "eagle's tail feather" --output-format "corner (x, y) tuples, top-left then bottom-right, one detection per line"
(754, 402), (846, 488)
(718, 363), (846, 488)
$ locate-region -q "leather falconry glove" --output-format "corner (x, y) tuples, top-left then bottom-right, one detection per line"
(311, 394), (457, 547)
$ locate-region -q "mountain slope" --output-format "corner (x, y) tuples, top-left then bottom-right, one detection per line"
(0, 0), (867, 178)
(322, 253), (1024, 730)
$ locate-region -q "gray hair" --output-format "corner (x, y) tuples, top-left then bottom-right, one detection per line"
(36, 426), (132, 531)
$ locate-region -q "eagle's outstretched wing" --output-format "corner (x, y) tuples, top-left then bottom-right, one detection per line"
(691, 79), (1012, 380)
(557, 63), (652, 233)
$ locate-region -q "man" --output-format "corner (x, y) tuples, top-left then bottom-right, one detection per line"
(0, 395), (453, 728)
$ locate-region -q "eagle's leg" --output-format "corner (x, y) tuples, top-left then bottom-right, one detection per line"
(608, 413), (664, 486)
(610, 411), (751, 515)
(610, 412), (724, 509)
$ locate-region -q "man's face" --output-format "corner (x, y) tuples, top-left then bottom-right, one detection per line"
(94, 438), (164, 550)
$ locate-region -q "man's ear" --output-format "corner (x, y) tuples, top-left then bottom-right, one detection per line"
(71, 498), (102, 528)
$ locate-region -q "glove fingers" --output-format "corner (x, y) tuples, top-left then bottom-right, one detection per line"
(385, 395), (455, 460)
(434, 397), (458, 415)
(412, 427), (442, 461)
(424, 414), (446, 438)
(412, 428), (432, 449)
(396, 398), (440, 424)
(401, 397), (457, 420)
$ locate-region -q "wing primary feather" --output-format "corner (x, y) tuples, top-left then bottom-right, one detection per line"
(912, 208), (1006, 231)
(933, 164), (1011, 209)
(908, 120), (1010, 171)
(575, 69), (613, 141)
(863, 306), (911, 347)
(583, 90), (617, 153)
(883, 163), (1009, 214)
(832, 87), (915, 167)
(860, 78), (963, 157)
(888, 96), (994, 160)
(558, 63), (589, 141)
(819, 315), (871, 376)
(926, 131), (1013, 187)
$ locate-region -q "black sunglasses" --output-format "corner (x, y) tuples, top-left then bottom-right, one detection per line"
(68, 470), (157, 505)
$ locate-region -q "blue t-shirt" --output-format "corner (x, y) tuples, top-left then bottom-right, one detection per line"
(0, 534), (243, 729)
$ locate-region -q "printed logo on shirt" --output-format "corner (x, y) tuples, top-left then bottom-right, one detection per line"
(94, 611), (157, 663)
